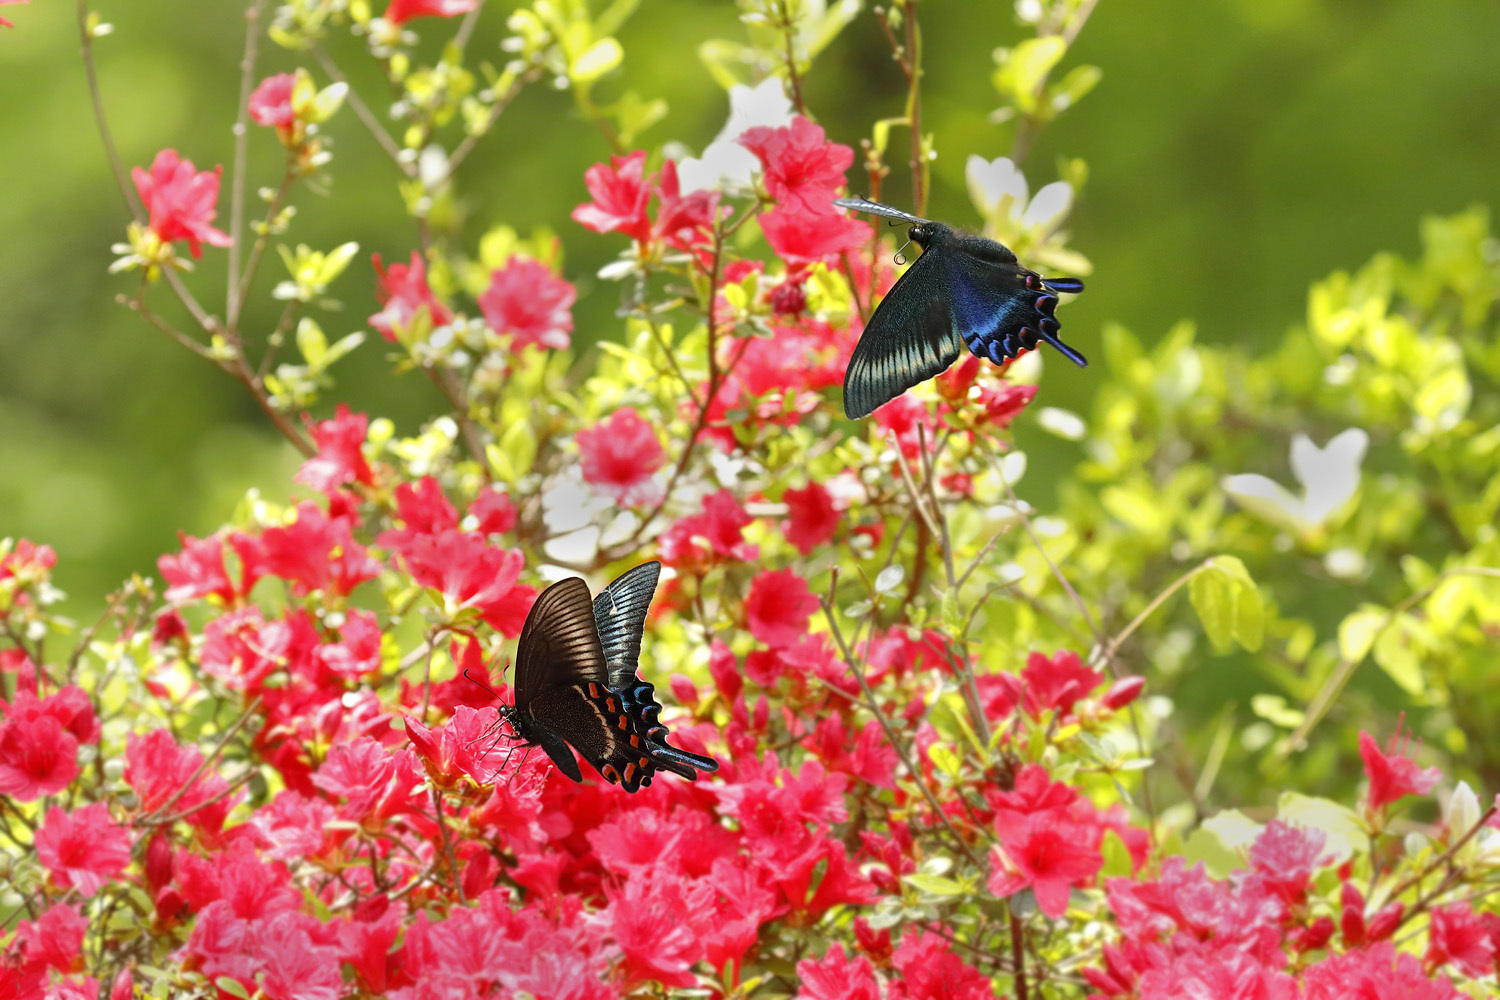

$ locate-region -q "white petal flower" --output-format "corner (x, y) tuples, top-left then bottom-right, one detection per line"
(966, 155), (1029, 221)
(678, 78), (795, 194)
(1022, 180), (1074, 229)
(1223, 428), (1369, 535)
(1293, 428), (1368, 526)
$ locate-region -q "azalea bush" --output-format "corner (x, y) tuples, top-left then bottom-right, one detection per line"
(5, 1), (1500, 999)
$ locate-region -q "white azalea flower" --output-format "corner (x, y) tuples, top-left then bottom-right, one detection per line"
(678, 78), (795, 194)
(965, 154), (1074, 231)
(1222, 428), (1369, 536)
(1446, 782), (1500, 869)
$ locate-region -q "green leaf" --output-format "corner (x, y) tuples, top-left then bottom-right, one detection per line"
(1048, 64), (1102, 113)
(1183, 809), (1260, 877)
(1190, 565), (1234, 652)
(215, 979), (252, 1000)
(1100, 828), (1133, 878)
(927, 742), (961, 778)
(993, 37), (1067, 113)
(1337, 605), (1387, 662)
(296, 318), (328, 369)
(572, 38), (624, 83)
(904, 872), (966, 897)
(594, 0), (641, 38)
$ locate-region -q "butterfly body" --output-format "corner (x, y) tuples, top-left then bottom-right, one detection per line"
(503, 563), (716, 792)
(835, 197), (1088, 419)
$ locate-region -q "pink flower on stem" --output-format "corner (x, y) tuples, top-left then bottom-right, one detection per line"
(1426, 903), (1495, 978)
(781, 482), (839, 555)
(478, 257), (576, 352)
(745, 568), (818, 648)
(572, 150), (653, 241)
(248, 73), (297, 128)
(34, 803), (132, 897)
(576, 408), (666, 507)
(796, 944), (881, 1000)
(131, 149), (233, 258)
(296, 403), (375, 494)
(1359, 716), (1442, 820)
(760, 207), (867, 267)
(0, 713), (79, 801)
(1020, 648), (1104, 719)
(987, 813), (1102, 919)
(740, 116), (854, 215)
(369, 251), (452, 342)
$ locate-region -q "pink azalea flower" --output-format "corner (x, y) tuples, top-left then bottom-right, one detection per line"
(576, 407), (666, 507)
(781, 482), (839, 555)
(369, 251), (452, 342)
(295, 403), (375, 494)
(469, 487), (517, 534)
(889, 930), (995, 1000)
(797, 944), (881, 1000)
(11, 902), (87, 973)
(1426, 903), (1495, 978)
(1248, 820), (1329, 907)
(1359, 717), (1442, 819)
(389, 529), (537, 635)
(572, 150), (653, 241)
(740, 116), (854, 216)
(1019, 648), (1104, 718)
(34, 803), (131, 897)
(131, 149), (233, 258)
(658, 489), (758, 569)
(159, 531), (237, 604)
(0, 713), (78, 801)
(478, 257), (577, 352)
(124, 728), (235, 829)
(987, 813), (1103, 919)
(744, 567), (818, 647)
(248, 73), (296, 128)
(260, 501), (381, 597)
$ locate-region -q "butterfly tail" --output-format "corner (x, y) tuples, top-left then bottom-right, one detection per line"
(647, 741), (719, 777)
(1037, 327), (1088, 367)
(1042, 277), (1085, 294)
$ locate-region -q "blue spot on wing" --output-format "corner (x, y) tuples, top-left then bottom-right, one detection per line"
(949, 267), (1031, 360)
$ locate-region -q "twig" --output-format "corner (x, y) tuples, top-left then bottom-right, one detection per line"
(312, 46), (415, 175)
(777, 0), (808, 115)
(903, 0), (926, 216)
(118, 294), (219, 362)
(820, 584), (985, 870)
(1010, 905), (1029, 1000)
(438, 65), (541, 183)
(226, 0), (269, 328)
(1285, 566), (1500, 754)
(140, 696), (262, 824)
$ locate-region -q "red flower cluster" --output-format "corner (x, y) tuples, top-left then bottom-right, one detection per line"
(577, 407), (667, 507)
(369, 251), (452, 342)
(383, 0), (478, 25)
(479, 256), (577, 352)
(741, 117), (866, 267)
(573, 151), (719, 250)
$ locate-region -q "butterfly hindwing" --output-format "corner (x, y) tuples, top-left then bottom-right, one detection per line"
(948, 239), (1088, 369)
(842, 246), (964, 419)
(593, 560), (661, 692)
(526, 680), (652, 791)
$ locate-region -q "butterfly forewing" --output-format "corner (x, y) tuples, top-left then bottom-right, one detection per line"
(513, 577), (609, 711)
(842, 247), (963, 419)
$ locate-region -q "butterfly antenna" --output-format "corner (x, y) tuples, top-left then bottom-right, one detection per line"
(893, 234), (914, 267)
(462, 668), (506, 703)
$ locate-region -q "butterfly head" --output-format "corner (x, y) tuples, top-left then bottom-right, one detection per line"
(907, 221), (950, 249)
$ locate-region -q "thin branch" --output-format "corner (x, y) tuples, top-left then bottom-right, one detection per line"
(998, 472), (1102, 644)
(904, 0), (926, 216)
(312, 46), (415, 175)
(821, 585), (985, 870)
(226, 0), (269, 327)
(1285, 566), (1500, 754)
(118, 293), (220, 362)
(777, 0), (808, 115)
(77, 0), (144, 220)
(233, 165), (296, 328)
(139, 696), (262, 824)
(438, 66), (541, 183)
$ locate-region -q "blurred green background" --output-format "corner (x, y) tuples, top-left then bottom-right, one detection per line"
(1, 0), (1498, 619)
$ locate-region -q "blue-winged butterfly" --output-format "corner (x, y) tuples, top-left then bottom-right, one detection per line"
(834, 197), (1087, 420)
(500, 561), (717, 791)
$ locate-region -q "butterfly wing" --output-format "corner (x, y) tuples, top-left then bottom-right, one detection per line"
(842, 246), (964, 419)
(593, 560), (719, 784)
(948, 238), (1088, 368)
(525, 682), (655, 791)
(513, 577), (608, 711)
(593, 560), (661, 692)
